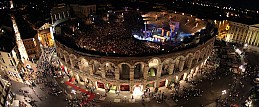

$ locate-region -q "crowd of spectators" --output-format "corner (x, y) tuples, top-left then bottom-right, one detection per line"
(56, 11), (215, 56)
(75, 22), (162, 56)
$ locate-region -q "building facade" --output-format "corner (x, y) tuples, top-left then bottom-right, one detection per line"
(0, 47), (22, 82)
(22, 34), (41, 60)
(70, 4), (96, 18)
(0, 25), (23, 82)
(225, 21), (259, 46)
(37, 23), (55, 48)
(50, 4), (71, 24)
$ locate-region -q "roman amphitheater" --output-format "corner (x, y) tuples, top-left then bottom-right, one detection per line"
(54, 11), (216, 94)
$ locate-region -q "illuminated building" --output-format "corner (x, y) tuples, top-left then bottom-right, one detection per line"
(0, 15), (23, 82)
(13, 14), (41, 60)
(225, 21), (259, 46)
(38, 23), (55, 47)
(214, 20), (230, 40)
(10, 15), (28, 63)
(22, 37), (41, 60)
(54, 11), (216, 94)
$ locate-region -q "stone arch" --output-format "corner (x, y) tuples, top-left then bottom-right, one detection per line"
(78, 74), (87, 85)
(103, 62), (116, 79)
(63, 51), (70, 65)
(90, 60), (102, 77)
(193, 50), (201, 66)
(119, 63), (131, 80)
(118, 63), (131, 80)
(58, 48), (64, 59)
(161, 58), (172, 76)
(79, 57), (89, 72)
(148, 57), (162, 66)
(56, 48), (61, 57)
(204, 47), (209, 59)
(199, 48), (206, 61)
(133, 62), (145, 79)
(148, 58), (161, 77)
(204, 46), (209, 59)
(69, 54), (78, 69)
(174, 55), (185, 72)
(185, 53), (194, 69)
(206, 45), (212, 58)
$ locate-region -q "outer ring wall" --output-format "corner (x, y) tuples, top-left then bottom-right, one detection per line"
(55, 37), (215, 92)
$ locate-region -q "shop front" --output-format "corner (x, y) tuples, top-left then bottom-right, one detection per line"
(120, 84), (129, 91)
(97, 81), (105, 89)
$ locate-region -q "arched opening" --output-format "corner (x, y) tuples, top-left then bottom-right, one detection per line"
(174, 58), (180, 72)
(120, 64), (130, 80)
(80, 58), (89, 72)
(175, 56), (185, 72)
(74, 61), (79, 69)
(161, 64), (169, 76)
(92, 60), (102, 77)
(161, 59), (170, 76)
(71, 55), (79, 69)
(148, 67), (157, 77)
(66, 56), (71, 66)
(134, 63), (143, 79)
(148, 58), (160, 77)
(63, 52), (69, 63)
(184, 56), (190, 69)
(185, 53), (194, 69)
(105, 63), (115, 79)
(60, 53), (65, 61)
(193, 51), (200, 66)
(199, 49), (205, 61)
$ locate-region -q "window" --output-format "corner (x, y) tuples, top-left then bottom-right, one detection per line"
(12, 58), (16, 65)
(10, 60), (14, 66)
(1, 58), (4, 63)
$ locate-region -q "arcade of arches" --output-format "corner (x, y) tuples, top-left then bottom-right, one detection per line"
(55, 39), (214, 93)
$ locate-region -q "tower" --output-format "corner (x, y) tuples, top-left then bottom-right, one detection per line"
(10, 0), (28, 62)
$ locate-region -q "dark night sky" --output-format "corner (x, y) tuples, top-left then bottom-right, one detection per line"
(199, 0), (259, 9)
(8, 0), (259, 10)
